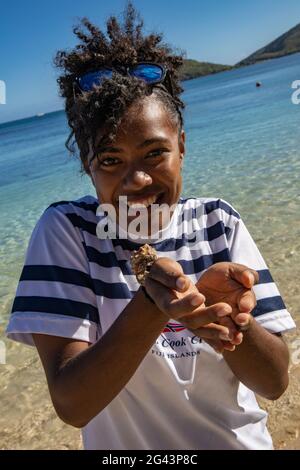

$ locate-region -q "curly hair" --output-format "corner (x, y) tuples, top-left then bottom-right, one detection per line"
(54, 2), (185, 172)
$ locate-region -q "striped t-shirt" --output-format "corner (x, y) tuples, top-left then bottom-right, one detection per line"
(6, 195), (295, 450)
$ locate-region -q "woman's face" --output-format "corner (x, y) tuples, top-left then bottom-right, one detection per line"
(87, 96), (185, 232)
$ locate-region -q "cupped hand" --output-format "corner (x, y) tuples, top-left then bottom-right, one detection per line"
(144, 257), (237, 349)
(196, 262), (258, 330)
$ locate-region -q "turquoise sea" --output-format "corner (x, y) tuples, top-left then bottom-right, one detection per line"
(0, 53), (300, 325)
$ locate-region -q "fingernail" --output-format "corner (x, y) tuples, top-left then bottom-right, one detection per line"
(236, 333), (243, 344)
(176, 277), (186, 290)
(191, 295), (203, 306)
(248, 273), (255, 284)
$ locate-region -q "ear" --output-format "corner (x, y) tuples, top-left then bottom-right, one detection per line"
(179, 129), (185, 168)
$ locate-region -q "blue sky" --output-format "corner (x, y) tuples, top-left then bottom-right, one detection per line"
(1, 0), (300, 123)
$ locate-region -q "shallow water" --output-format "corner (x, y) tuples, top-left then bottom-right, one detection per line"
(1, 53), (299, 325)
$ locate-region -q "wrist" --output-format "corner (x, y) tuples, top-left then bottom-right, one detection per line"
(136, 287), (169, 324)
(141, 285), (156, 304)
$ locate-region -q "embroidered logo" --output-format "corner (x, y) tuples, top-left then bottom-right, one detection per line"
(163, 322), (186, 333)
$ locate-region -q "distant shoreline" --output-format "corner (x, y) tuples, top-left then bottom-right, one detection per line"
(237, 49), (300, 68)
(1, 49), (299, 127)
(0, 109), (64, 128)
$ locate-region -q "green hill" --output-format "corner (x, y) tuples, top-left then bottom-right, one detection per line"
(238, 22), (300, 66)
(179, 59), (232, 81)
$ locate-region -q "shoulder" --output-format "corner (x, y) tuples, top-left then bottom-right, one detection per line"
(30, 195), (99, 245)
(48, 195), (99, 218)
(48, 195), (98, 212)
(179, 196), (240, 227)
(39, 195), (99, 231)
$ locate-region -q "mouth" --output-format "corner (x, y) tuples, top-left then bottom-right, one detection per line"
(117, 192), (165, 210)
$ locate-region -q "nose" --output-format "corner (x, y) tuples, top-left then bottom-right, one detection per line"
(122, 169), (153, 192)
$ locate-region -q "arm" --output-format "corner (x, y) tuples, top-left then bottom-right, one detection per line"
(223, 320), (289, 400)
(195, 262), (290, 399)
(33, 257), (232, 428)
(33, 288), (168, 428)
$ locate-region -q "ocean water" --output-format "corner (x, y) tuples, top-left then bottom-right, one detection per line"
(0, 53), (300, 325)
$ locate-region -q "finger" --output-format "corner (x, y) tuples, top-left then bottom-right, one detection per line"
(190, 320), (243, 345)
(220, 340), (236, 352)
(213, 317), (243, 344)
(226, 330), (243, 345)
(230, 307), (252, 328)
(178, 302), (232, 328)
(234, 312), (251, 325)
(204, 338), (236, 353)
(145, 277), (205, 317)
(234, 313), (254, 331)
(229, 264), (259, 289)
(147, 257), (189, 292)
(237, 289), (257, 313)
(217, 316), (239, 340)
(230, 289), (256, 327)
(189, 323), (231, 341)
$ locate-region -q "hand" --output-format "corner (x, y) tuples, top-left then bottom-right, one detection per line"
(188, 316), (242, 353)
(184, 262), (258, 354)
(195, 262), (258, 351)
(144, 257), (235, 344)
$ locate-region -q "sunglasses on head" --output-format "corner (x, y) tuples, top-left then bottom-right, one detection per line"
(74, 62), (174, 97)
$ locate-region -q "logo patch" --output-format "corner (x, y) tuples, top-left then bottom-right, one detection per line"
(163, 322), (186, 333)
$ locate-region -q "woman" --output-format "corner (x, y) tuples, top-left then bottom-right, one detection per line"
(6, 3), (295, 450)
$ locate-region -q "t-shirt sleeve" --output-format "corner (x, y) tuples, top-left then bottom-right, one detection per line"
(227, 217), (296, 334)
(6, 206), (101, 346)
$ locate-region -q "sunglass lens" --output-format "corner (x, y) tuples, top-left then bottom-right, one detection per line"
(78, 69), (113, 91)
(130, 64), (163, 84)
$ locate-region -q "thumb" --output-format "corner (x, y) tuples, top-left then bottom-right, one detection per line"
(229, 263), (259, 288)
(237, 288), (257, 313)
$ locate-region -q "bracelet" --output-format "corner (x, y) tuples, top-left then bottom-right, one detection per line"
(141, 285), (155, 304)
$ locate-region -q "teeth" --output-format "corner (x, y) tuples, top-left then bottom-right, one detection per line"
(127, 195), (159, 209)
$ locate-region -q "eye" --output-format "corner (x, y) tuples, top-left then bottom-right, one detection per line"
(95, 156), (121, 167)
(146, 148), (169, 158)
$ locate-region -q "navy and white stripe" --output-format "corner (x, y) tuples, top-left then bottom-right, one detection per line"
(6, 195), (295, 345)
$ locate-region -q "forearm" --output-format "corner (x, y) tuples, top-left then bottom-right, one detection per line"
(223, 319), (289, 400)
(52, 288), (168, 427)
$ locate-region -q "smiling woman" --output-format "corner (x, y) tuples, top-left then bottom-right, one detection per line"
(5, 1), (296, 451)
(87, 97), (185, 236)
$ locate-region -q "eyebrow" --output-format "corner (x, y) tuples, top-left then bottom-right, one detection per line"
(95, 137), (171, 154)
(137, 137), (171, 149)
(95, 145), (122, 154)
